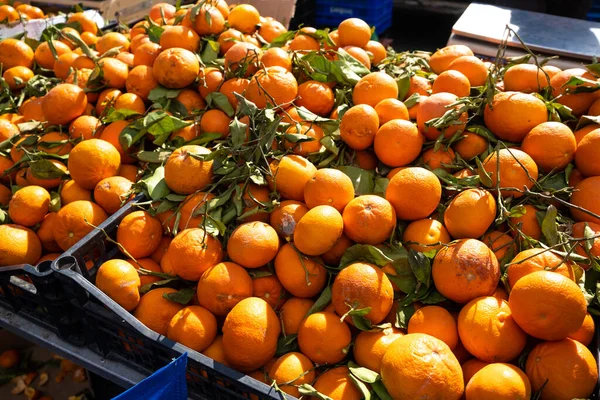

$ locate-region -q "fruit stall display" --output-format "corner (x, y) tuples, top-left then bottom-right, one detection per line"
(0, 1), (600, 399)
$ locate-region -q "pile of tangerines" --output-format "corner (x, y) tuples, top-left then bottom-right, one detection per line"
(0, 0), (46, 23)
(1, 1), (600, 399)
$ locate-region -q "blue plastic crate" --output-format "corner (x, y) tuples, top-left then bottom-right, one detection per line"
(316, 0), (393, 32)
(316, 11), (392, 34)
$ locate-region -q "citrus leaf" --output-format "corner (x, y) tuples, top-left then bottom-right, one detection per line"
(396, 74), (410, 101)
(268, 30), (296, 48)
(395, 302), (415, 329)
(348, 373), (371, 400)
(163, 287), (196, 305)
(103, 107), (141, 123)
(348, 362), (380, 383)
(205, 92), (234, 117)
(200, 39), (220, 65)
(336, 165), (375, 196)
(140, 278), (179, 294)
(136, 150), (171, 164)
(147, 25), (165, 44)
(408, 250), (431, 288)
(49, 191), (61, 213)
(340, 244), (392, 268)
(148, 86), (182, 102)
(372, 380), (393, 400)
(297, 384), (334, 400)
(275, 334), (298, 356)
(143, 166), (170, 201)
(475, 156), (493, 188)
(29, 159), (67, 179)
(306, 285), (332, 317)
(541, 205), (559, 246)
(404, 93), (421, 108)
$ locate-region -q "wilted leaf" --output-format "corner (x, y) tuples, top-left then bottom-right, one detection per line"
(541, 205), (559, 246)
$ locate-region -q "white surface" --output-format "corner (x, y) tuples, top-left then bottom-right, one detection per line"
(0, 9), (104, 40)
(452, 2), (600, 60)
(246, 0), (297, 27)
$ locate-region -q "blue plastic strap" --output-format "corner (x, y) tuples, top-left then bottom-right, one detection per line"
(113, 353), (188, 400)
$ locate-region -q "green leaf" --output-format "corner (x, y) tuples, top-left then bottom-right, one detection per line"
(147, 25), (165, 44)
(420, 290), (446, 305)
(340, 244), (393, 268)
(28, 159), (67, 179)
(143, 166), (170, 201)
(336, 47), (370, 77)
(119, 123), (145, 151)
(348, 362), (380, 383)
(408, 250), (432, 288)
(372, 380), (393, 400)
(541, 205), (559, 246)
(135, 150), (171, 164)
(351, 314), (373, 331)
(275, 334), (299, 356)
(49, 191), (61, 213)
(234, 94), (258, 116)
(467, 125), (497, 143)
(200, 40), (220, 65)
(562, 76), (600, 94)
(267, 30), (296, 48)
(0, 209), (8, 224)
(404, 93), (421, 108)
(306, 285), (332, 316)
(395, 302), (415, 329)
(205, 92), (234, 117)
(186, 132), (222, 146)
(148, 86), (182, 102)
(476, 156), (493, 188)
(374, 177), (389, 196)
(509, 204), (526, 218)
(149, 115), (191, 146)
(575, 115), (600, 131)
(586, 62), (600, 77)
(348, 374), (371, 400)
(336, 166), (375, 196)
(163, 287), (196, 305)
(396, 74), (410, 101)
(230, 118), (247, 150)
(103, 107), (141, 123)
(140, 278), (178, 294)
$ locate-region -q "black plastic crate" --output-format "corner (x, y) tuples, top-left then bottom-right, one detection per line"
(52, 197), (282, 400)
(290, 0), (316, 29)
(0, 261), (88, 344)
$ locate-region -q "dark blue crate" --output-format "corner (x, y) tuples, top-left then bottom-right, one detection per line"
(316, 11), (392, 34)
(316, 0), (393, 26)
